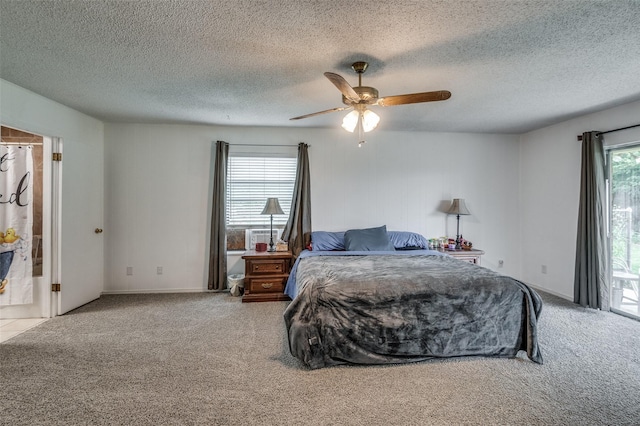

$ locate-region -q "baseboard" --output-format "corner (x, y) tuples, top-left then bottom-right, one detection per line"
(103, 283), (573, 301)
(525, 282), (572, 301)
(101, 288), (218, 295)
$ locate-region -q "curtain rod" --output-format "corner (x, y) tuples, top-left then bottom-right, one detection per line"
(230, 143), (302, 147)
(1, 141), (43, 146)
(576, 123), (640, 141)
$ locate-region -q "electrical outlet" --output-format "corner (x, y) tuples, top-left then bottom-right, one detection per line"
(157, 266), (163, 275)
(126, 266), (133, 276)
(498, 260), (504, 267)
(541, 265), (547, 274)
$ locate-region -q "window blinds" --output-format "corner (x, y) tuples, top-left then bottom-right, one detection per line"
(226, 156), (296, 226)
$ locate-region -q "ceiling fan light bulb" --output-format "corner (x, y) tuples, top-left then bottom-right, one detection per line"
(362, 110), (380, 132)
(341, 110), (359, 132)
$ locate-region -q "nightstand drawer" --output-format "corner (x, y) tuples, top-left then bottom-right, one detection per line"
(248, 259), (287, 275)
(247, 276), (286, 293)
(439, 248), (484, 266)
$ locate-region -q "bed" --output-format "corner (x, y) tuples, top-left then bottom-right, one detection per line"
(283, 227), (543, 369)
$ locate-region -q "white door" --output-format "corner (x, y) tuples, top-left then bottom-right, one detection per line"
(56, 136), (103, 314)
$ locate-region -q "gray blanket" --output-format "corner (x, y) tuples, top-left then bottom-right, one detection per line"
(284, 254), (543, 369)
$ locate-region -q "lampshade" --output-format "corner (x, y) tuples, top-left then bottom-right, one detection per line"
(341, 109), (380, 133)
(447, 198), (471, 215)
(261, 198), (284, 215)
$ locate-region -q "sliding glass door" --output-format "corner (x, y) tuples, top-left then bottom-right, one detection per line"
(609, 145), (640, 319)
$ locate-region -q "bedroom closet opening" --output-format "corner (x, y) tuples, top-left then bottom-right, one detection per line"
(608, 144), (640, 320)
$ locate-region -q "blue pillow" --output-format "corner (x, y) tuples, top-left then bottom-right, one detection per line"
(344, 225), (395, 251)
(311, 231), (345, 251)
(387, 231), (429, 249)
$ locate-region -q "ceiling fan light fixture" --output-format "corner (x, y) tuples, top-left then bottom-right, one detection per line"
(341, 110), (360, 132)
(362, 109), (380, 132)
(341, 109), (380, 133)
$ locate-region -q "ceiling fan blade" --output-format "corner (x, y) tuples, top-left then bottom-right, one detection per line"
(290, 106), (351, 121)
(324, 72), (361, 103)
(377, 90), (451, 107)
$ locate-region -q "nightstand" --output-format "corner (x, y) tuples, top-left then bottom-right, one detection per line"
(241, 250), (293, 303)
(439, 248), (485, 265)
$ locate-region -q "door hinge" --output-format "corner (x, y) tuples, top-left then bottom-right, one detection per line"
(52, 152), (62, 161)
(51, 283), (61, 292)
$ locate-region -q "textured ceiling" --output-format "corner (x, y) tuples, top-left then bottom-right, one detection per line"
(1, 0), (640, 134)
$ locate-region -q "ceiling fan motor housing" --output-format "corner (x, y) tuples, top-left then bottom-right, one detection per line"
(343, 86), (379, 105)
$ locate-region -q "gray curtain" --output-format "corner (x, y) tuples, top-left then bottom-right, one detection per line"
(208, 141), (229, 290)
(574, 131), (609, 310)
(282, 143), (311, 257)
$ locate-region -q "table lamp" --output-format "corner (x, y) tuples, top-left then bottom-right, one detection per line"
(447, 198), (471, 250)
(261, 198), (284, 252)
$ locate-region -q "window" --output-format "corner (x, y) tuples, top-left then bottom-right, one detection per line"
(226, 155), (296, 228)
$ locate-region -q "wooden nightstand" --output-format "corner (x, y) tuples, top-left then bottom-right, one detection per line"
(241, 250), (292, 303)
(439, 248), (485, 265)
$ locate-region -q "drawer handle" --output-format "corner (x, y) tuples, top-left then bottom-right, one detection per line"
(261, 283), (274, 289)
(255, 265), (280, 271)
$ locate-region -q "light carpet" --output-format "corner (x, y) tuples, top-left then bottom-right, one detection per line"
(1, 291), (639, 425)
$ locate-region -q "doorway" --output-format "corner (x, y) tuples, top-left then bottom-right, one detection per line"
(609, 144), (640, 319)
(0, 126), (52, 319)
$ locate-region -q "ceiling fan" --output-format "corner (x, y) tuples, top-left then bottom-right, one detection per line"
(290, 61), (451, 146)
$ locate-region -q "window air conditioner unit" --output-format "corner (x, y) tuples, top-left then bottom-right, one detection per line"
(245, 228), (283, 250)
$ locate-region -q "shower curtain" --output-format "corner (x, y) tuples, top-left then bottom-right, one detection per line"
(0, 145), (33, 305)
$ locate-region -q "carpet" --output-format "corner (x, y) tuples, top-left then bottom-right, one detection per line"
(1, 291), (639, 425)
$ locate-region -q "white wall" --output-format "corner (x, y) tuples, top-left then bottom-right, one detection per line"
(519, 99), (640, 299)
(104, 123), (521, 293)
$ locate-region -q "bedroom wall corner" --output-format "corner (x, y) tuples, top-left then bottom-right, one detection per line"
(519, 99), (640, 299)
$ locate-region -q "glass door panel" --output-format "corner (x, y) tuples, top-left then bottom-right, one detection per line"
(610, 146), (640, 319)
